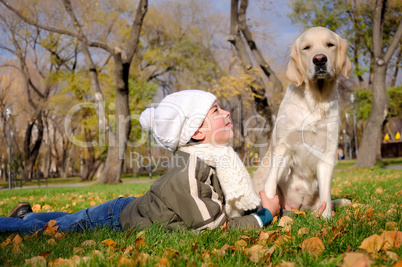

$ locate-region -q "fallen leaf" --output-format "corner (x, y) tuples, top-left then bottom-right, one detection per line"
(275, 233), (291, 247)
(385, 222), (398, 230)
(299, 237), (325, 256)
(101, 239), (117, 248)
(380, 231), (402, 250)
(212, 244), (229, 257)
(74, 247), (85, 255)
(47, 239), (56, 245)
(298, 228), (309, 236)
(25, 256), (46, 267)
(234, 239), (247, 250)
(394, 260), (402, 267)
(258, 230), (279, 245)
(278, 216), (293, 227)
(32, 204), (41, 213)
(134, 238), (147, 248)
(82, 240), (97, 247)
(90, 201), (96, 206)
(290, 208), (306, 216)
(38, 251), (52, 259)
(342, 252), (371, 267)
(386, 251), (400, 261)
(220, 221), (229, 232)
(43, 220), (59, 236)
(12, 235), (22, 244)
(247, 244), (266, 263)
(117, 256), (135, 267)
(156, 257), (170, 267)
(374, 186), (383, 195)
(275, 262), (295, 267)
(365, 208), (374, 219)
(42, 204), (52, 211)
(48, 258), (71, 267)
(70, 255), (81, 265)
(359, 234), (383, 253)
(136, 231), (146, 239)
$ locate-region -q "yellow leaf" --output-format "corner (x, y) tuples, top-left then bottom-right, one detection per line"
(90, 201), (96, 206)
(42, 204), (52, 211)
(299, 237), (325, 256)
(48, 258), (71, 267)
(386, 251), (400, 261)
(74, 247), (85, 255)
(32, 204), (41, 213)
(380, 231), (402, 250)
(117, 256), (135, 267)
(342, 252), (371, 267)
(359, 234), (383, 253)
(156, 257), (170, 267)
(278, 216), (294, 227)
(25, 256), (46, 267)
(298, 227), (309, 236)
(101, 239), (117, 248)
(234, 239), (247, 250)
(385, 222), (398, 230)
(82, 240), (97, 247)
(247, 244), (264, 263)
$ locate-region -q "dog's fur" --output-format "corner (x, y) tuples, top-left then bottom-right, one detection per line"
(253, 27), (353, 218)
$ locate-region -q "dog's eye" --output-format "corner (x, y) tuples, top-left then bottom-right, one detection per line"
(327, 43), (335, 47)
(303, 45), (310, 50)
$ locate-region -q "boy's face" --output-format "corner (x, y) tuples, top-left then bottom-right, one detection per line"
(192, 102), (234, 145)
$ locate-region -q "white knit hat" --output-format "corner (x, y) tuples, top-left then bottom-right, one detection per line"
(139, 90), (217, 152)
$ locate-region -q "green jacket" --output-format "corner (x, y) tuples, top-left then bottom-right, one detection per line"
(120, 151), (263, 231)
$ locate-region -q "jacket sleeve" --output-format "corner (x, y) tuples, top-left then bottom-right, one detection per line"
(162, 153), (272, 230)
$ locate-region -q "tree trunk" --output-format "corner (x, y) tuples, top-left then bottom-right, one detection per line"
(355, 0), (402, 167)
(228, 0), (274, 146)
(355, 65), (388, 167)
(23, 113), (44, 180)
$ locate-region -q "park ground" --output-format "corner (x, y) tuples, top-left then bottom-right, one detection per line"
(0, 159), (401, 266)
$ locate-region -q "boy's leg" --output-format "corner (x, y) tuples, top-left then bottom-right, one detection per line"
(0, 217), (47, 234)
(54, 197), (135, 232)
(24, 212), (70, 222)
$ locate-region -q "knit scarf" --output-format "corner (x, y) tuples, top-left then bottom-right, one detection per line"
(179, 143), (261, 218)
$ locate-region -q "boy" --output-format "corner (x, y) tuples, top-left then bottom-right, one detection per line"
(1, 90), (280, 234)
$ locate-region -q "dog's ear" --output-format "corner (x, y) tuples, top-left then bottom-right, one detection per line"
(337, 36), (353, 79)
(286, 43), (303, 86)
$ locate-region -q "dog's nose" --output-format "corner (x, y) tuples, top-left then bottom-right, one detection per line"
(313, 54), (327, 66)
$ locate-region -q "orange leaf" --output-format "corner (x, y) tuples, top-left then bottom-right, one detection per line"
(359, 234), (383, 253)
(48, 258), (71, 267)
(278, 216), (293, 227)
(156, 257), (170, 267)
(299, 237), (325, 256)
(298, 227), (309, 236)
(394, 260), (402, 267)
(117, 257), (135, 267)
(342, 252), (371, 267)
(101, 239), (117, 248)
(32, 204), (41, 213)
(247, 244), (266, 263)
(380, 231), (402, 250)
(12, 234), (22, 245)
(365, 208), (374, 219)
(134, 238), (147, 248)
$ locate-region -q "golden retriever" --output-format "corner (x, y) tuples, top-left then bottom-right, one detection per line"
(253, 27), (353, 218)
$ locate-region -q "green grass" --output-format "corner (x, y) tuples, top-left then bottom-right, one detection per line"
(0, 163), (401, 266)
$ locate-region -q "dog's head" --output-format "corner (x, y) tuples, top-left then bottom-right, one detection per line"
(286, 27), (352, 86)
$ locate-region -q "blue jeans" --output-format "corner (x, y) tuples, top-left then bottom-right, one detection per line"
(0, 197), (135, 235)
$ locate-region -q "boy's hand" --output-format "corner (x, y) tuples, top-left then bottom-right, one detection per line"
(315, 201), (336, 217)
(259, 191), (281, 217)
